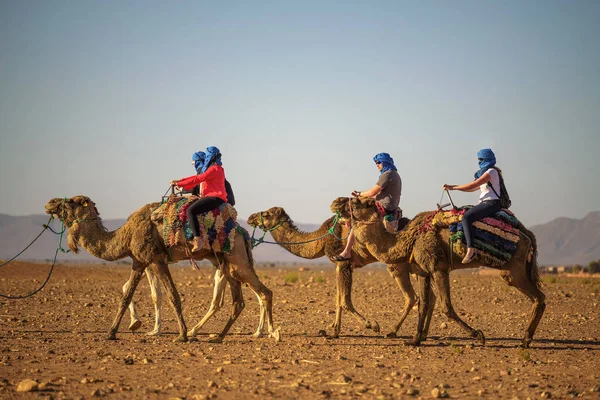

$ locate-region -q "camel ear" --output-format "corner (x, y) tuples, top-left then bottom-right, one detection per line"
(73, 195), (91, 205)
(274, 208), (283, 216)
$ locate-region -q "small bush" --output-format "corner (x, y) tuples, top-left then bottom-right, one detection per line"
(543, 276), (557, 284)
(450, 342), (463, 355)
(315, 275), (325, 284)
(284, 272), (298, 283)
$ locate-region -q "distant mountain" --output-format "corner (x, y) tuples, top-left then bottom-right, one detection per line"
(2, 211), (599, 266)
(529, 211), (600, 266)
(0, 213), (324, 265)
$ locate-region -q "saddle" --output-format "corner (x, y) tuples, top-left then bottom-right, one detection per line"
(447, 207), (522, 267)
(152, 196), (241, 253)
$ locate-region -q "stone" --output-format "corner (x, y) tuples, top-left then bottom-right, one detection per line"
(16, 379), (38, 392)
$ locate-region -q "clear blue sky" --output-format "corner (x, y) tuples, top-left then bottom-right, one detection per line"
(1, 1), (598, 227)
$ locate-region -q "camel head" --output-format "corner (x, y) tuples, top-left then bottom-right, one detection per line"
(329, 196), (381, 223)
(247, 207), (291, 231)
(45, 196), (100, 253)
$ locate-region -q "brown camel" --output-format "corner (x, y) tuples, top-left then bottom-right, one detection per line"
(45, 195), (280, 343)
(330, 197), (545, 348)
(247, 207), (428, 338)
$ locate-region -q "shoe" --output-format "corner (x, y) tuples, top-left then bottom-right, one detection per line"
(330, 254), (352, 262)
(462, 248), (476, 264)
(191, 237), (202, 252)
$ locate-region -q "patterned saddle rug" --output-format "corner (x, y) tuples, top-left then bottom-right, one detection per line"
(446, 207), (522, 267)
(152, 196), (242, 254)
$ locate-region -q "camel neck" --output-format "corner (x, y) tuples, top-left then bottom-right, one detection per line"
(352, 221), (410, 264)
(70, 220), (131, 262)
(268, 216), (337, 259)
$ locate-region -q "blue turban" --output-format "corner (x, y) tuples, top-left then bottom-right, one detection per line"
(373, 153), (397, 174)
(474, 148), (496, 179)
(192, 151), (206, 173)
(200, 146), (222, 173)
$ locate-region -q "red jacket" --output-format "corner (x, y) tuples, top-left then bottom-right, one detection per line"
(177, 165), (228, 203)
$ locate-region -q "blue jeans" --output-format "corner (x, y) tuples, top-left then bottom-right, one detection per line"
(462, 200), (501, 248)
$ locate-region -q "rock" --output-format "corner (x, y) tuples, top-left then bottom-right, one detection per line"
(338, 374), (352, 383)
(406, 388), (419, 396)
(124, 357), (134, 365)
(207, 380), (217, 388)
(440, 322), (448, 329)
(216, 367), (224, 373)
(541, 391), (552, 398)
(432, 387), (449, 398)
(317, 330), (327, 337)
(16, 379), (38, 392)
(84, 302), (93, 307)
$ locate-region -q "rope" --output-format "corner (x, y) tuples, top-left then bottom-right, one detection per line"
(0, 216), (53, 268)
(0, 216), (68, 299)
(251, 211), (344, 248)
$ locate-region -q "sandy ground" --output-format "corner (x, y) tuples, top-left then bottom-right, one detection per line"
(1, 261), (599, 399)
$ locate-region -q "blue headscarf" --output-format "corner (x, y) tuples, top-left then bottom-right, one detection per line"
(200, 146), (222, 173)
(474, 148), (496, 179)
(373, 153), (397, 175)
(192, 151), (206, 173)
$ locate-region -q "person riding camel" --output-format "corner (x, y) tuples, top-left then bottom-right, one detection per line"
(331, 152), (402, 262)
(443, 148), (506, 264)
(170, 146), (228, 252)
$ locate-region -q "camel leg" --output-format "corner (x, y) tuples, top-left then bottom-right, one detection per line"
(208, 276), (245, 343)
(335, 261), (380, 337)
(188, 268), (227, 337)
(422, 289), (436, 340)
(432, 270), (485, 345)
(144, 266), (163, 336)
(108, 267), (145, 340)
(385, 264), (417, 338)
(501, 270), (546, 348)
(405, 274), (432, 346)
(251, 289), (266, 338)
(154, 261), (188, 343)
(330, 263), (344, 338)
(125, 278), (142, 332)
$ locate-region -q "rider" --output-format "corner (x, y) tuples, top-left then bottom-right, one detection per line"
(331, 152), (402, 262)
(171, 146), (228, 252)
(183, 151), (206, 197)
(443, 148), (503, 264)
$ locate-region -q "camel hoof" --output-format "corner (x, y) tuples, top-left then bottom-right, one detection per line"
(369, 321), (380, 333)
(128, 320), (142, 331)
(403, 337), (421, 347)
(106, 333), (117, 341)
(384, 332), (398, 339)
(271, 328), (281, 342)
(520, 338), (532, 349)
(188, 329), (198, 337)
(172, 335), (188, 343)
(208, 336), (224, 344)
(475, 330), (486, 346)
(145, 329), (160, 336)
(252, 331), (264, 338)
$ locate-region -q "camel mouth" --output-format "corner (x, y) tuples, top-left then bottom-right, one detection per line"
(45, 198), (65, 219)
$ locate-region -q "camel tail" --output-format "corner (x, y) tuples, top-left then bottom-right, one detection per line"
(520, 225), (542, 291)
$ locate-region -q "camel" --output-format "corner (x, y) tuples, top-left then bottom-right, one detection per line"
(45, 195), (280, 343)
(247, 207), (429, 338)
(330, 197), (546, 348)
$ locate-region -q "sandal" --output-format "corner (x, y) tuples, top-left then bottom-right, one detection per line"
(330, 254), (352, 262)
(461, 249), (476, 264)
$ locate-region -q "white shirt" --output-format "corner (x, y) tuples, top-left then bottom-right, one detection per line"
(479, 168), (501, 202)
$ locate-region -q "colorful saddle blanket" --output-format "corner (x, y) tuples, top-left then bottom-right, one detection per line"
(158, 196), (241, 253)
(447, 207), (522, 267)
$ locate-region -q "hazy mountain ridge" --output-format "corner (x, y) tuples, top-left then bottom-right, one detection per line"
(1, 211), (599, 266)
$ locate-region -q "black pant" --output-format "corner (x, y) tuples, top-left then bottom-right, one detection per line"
(186, 197), (225, 237)
(462, 200), (501, 248)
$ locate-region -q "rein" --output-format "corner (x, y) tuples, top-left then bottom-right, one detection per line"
(0, 201), (72, 299)
(250, 211), (344, 248)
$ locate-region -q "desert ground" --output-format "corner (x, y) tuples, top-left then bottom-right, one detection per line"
(1, 261), (599, 399)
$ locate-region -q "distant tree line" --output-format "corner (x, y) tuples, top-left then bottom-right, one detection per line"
(589, 259), (600, 274)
